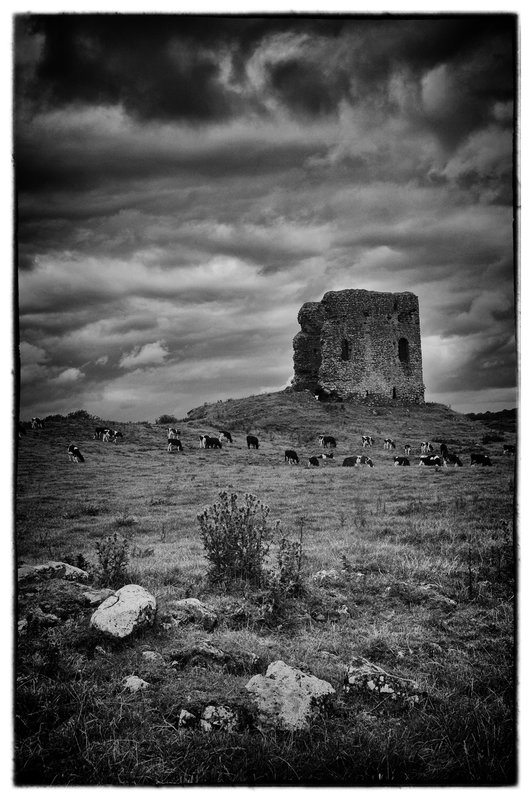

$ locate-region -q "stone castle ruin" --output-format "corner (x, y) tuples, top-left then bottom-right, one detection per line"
(291, 289), (425, 404)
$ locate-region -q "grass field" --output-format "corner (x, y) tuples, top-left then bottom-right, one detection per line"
(15, 391), (516, 786)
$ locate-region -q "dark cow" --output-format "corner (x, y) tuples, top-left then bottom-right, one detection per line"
(319, 435), (337, 448)
(308, 456), (320, 467)
(470, 453), (492, 466)
(68, 444), (84, 463)
(443, 452), (463, 467)
(394, 456), (410, 466)
(404, 444), (411, 455)
(94, 427), (106, 440)
(247, 435), (259, 449)
(168, 438), (183, 453)
(362, 435), (374, 448)
(384, 438), (396, 450)
(440, 443), (449, 457)
(317, 452), (334, 461)
(343, 455), (374, 467)
(219, 430), (233, 444)
(419, 455), (442, 467)
(421, 441), (434, 454)
(31, 417), (44, 429)
(205, 436), (222, 449)
(503, 444), (516, 456)
(102, 429), (122, 443)
(284, 449), (299, 465)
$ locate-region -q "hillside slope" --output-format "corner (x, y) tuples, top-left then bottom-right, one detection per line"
(183, 389), (514, 451)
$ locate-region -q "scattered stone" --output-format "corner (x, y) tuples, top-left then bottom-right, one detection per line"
(245, 660), (335, 731)
(90, 584), (157, 639)
(159, 598), (218, 632)
(171, 642), (260, 674)
(200, 705), (238, 733)
(142, 650), (165, 663)
(82, 588), (115, 607)
(178, 709), (197, 728)
(94, 645), (108, 657)
(344, 657), (425, 712)
(312, 569), (342, 586)
(123, 675), (150, 693)
(18, 561), (89, 583)
(31, 607), (61, 627)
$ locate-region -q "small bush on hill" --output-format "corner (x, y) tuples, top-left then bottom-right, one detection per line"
(94, 533), (130, 588)
(67, 409), (96, 420)
(156, 414), (178, 424)
(198, 491), (280, 587)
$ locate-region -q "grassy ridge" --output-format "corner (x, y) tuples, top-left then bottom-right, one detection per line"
(15, 391), (516, 785)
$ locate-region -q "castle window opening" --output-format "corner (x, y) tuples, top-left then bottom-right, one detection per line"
(398, 337), (410, 363)
(341, 338), (351, 361)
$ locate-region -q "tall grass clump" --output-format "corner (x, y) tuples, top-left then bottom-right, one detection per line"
(197, 491), (280, 587)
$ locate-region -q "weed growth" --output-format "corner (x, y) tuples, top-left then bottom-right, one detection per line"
(94, 533), (130, 588)
(197, 491), (280, 587)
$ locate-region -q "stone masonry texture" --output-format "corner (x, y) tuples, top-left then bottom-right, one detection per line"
(291, 289), (425, 404)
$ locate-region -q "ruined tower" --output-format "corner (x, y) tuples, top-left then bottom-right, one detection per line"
(292, 289), (424, 404)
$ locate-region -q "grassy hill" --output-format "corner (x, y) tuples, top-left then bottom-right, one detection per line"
(15, 392), (516, 786)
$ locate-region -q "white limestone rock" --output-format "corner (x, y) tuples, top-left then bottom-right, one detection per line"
(245, 660), (335, 731)
(18, 561), (89, 583)
(90, 584), (156, 639)
(123, 675), (150, 693)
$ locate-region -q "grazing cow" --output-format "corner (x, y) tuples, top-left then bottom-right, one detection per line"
(319, 435), (337, 448)
(383, 438), (396, 450)
(362, 435), (374, 448)
(470, 453), (492, 466)
(199, 435), (207, 448)
(284, 449), (299, 465)
(343, 455), (374, 467)
(168, 438), (183, 453)
(67, 444), (84, 463)
(204, 435), (222, 449)
(317, 452), (334, 461)
(31, 417), (44, 429)
(419, 455), (442, 467)
(443, 452), (462, 467)
(308, 456), (320, 467)
(404, 444), (412, 455)
(394, 456), (410, 466)
(219, 430), (233, 444)
(440, 443), (449, 457)
(93, 427), (106, 440)
(421, 441), (434, 454)
(102, 429), (122, 443)
(503, 444), (516, 456)
(247, 435), (259, 449)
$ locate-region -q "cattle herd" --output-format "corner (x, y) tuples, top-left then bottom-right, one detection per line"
(17, 420), (515, 471)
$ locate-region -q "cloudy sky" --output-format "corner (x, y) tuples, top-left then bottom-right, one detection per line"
(14, 12), (517, 421)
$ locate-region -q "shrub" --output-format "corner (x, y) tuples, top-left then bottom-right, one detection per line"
(156, 414), (178, 425)
(94, 533), (130, 588)
(67, 409), (95, 420)
(197, 491), (280, 587)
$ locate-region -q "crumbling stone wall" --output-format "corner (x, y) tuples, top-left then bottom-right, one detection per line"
(291, 289), (425, 404)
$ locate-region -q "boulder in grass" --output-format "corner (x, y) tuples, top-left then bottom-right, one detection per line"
(18, 561), (89, 583)
(123, 675), (150, 693)
(200, 705), (238, 733)
(344, 657), (425, 712)
(90, 584), (156, 639)
(159, 598), (218, 632)
(245, 660), (335, 731)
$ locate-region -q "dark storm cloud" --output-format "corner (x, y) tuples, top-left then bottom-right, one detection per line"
(17, 14), (515, 143)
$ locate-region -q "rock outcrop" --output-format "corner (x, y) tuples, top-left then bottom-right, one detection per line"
(245, 660), (335, 730)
